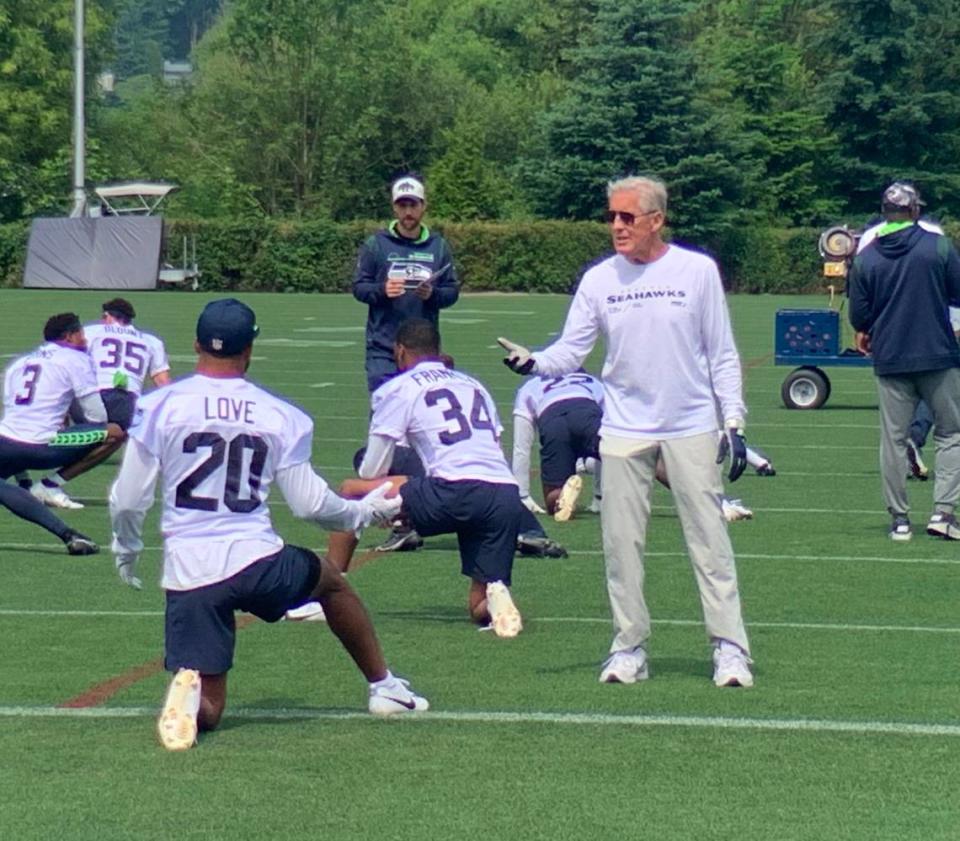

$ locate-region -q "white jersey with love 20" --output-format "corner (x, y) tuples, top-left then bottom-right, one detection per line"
(370, 360), (516, 485)
(130, 374), (313, 568)
(512, 372), (604, 424)
(0, 342), (99, 443)
(84, 322), (170, 394)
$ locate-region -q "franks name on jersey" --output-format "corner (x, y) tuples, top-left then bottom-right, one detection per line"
(371, 360), (516, 486)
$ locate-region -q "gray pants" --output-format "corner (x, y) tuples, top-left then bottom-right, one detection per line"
(599, 432), (750, 656)
(876, 367), (960, 516)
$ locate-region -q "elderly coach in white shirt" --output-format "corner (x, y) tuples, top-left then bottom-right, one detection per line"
(498, 175), (753, 688)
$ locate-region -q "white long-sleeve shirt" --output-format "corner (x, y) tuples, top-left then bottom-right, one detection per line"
(532, 246), (745, 439)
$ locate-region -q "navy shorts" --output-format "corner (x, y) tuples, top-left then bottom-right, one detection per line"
(352, 444), (426, 478)
(163, 544), (321, 675)
(0, 425), (108, 479)
(101, 388), (137, 430)
(538, 398), (602, 487)
(400, 478), (521, 585)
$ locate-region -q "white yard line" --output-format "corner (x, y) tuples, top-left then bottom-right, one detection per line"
(0, 704), (957, 738)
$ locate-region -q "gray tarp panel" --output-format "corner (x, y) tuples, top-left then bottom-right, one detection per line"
(23, 217), (163, 289)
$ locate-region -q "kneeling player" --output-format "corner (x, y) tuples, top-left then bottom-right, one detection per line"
(329, 318), (524, 636)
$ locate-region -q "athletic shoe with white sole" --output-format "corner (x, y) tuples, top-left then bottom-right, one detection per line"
(712, 642), (754, 687)
(889, 516), (912, 542)
(157, 668), (201, 750)
(485, 581), (523, 638)
(927, 512), (960, 540)
(64, 531), (99, 556)
(284, 601), (327, 622)
(599, 647), (649, 684)
(553, 474), (583, 522)
(368, 674), (429, 716)
(906, 442), (930, 480)
(587, 496), (602, 514)
(721, 497), (753, 522)
(32, 483), (84, 509)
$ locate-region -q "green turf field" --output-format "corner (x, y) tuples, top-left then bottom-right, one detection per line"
(1, 289), (958, 841)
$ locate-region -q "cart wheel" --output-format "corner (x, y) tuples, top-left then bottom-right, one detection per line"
(781, 367), (831, 409)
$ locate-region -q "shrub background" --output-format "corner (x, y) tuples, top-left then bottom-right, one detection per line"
(3, 219), (957, 293)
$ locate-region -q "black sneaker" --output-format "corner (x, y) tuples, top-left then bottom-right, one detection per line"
(64, 531), (99, 556)
(516, 533), (568, 558)
(375, 527), (424, 552)
(889, 516), (912, 542)
(927, 513), (960, 540)
(755, 463), (776, 477)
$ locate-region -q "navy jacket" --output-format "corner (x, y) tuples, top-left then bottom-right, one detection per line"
(848, 225), (960, 376)
(353, 223), (459, 367)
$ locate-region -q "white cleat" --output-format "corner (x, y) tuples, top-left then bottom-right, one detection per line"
(368, 674), (429, 716)
(32, 483), (84, 509)
(599, 647), (649, 684)
(721, 497), (753, 522)
(712, 642), (754, 688)
(157, 668), (201, 750)
(485, 581), (523, 638)
(587, 497), (602, 514)
(284, 601), (326, 622)
(553, 474), (583, 522)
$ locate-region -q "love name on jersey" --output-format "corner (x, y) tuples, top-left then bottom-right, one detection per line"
(204, 396), (256, 424)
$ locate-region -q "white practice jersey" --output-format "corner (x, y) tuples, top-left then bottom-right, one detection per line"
(513, 372), (604, 424)
(370, 360), (516, 485)
(130, 374), (313, 588)
(84, 322), (170, 395)
(532, 246), (745, 439)
(0, 342), (99, 443)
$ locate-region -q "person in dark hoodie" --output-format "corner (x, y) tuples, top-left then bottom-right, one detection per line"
(353, 174), (459, 393)
(848, 182), (960, 541)
(353, 175), (459, 551)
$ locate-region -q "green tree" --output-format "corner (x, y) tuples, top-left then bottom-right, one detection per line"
(521, 0), (759, 242)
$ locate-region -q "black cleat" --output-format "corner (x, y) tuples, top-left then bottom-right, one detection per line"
(64, 531), (99, 556)
(516, 533), (568, 558)
(375, 528), (424, 552)
(755, 463), (776, 477)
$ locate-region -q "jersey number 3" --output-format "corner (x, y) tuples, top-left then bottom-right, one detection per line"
(175, 432), (268, 513)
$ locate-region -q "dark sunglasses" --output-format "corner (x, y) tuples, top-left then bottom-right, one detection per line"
(604, 209), (658, 225)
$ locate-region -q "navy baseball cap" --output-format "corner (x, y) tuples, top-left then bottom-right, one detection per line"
(196, 298), (260, 356)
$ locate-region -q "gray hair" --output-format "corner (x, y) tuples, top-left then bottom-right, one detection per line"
(607, 176), (668, 214)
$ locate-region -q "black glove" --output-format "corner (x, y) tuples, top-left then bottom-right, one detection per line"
(716, 428), (748, 483)
(497, 337), (536, 375)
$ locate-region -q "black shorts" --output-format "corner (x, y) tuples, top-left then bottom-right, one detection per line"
(0, 425), (109, 479)
(163, 544), (321, 675)
(538, 399), (602, 487)
(400, 477), (520, 585)
(352, 444), (426, 478)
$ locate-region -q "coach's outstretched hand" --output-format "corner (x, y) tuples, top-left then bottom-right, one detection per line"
(498, 337), (536, 375)
(361, 481), (403, 527)
(716, 428), (748, 483)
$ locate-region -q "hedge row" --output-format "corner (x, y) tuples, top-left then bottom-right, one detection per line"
(3, 218), (956, 293)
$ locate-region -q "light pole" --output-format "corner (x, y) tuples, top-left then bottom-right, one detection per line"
(69, 0), (86, 217)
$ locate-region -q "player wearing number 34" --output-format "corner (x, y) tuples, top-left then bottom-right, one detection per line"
(109, 299), (428, 751)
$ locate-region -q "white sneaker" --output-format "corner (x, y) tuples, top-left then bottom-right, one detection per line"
(284, 601), (326, 622)
(722, 497), (753, 522)
(157, 668), (201, 750)
(32, 483), (84, 510)
(712, 642), (754, 687)
(485, 581), (523, 638)
(553, 474), (583, 522)
(368, 674), (429, 716)
(587, 496), (602, 514)
(599, 647), (649, 684)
